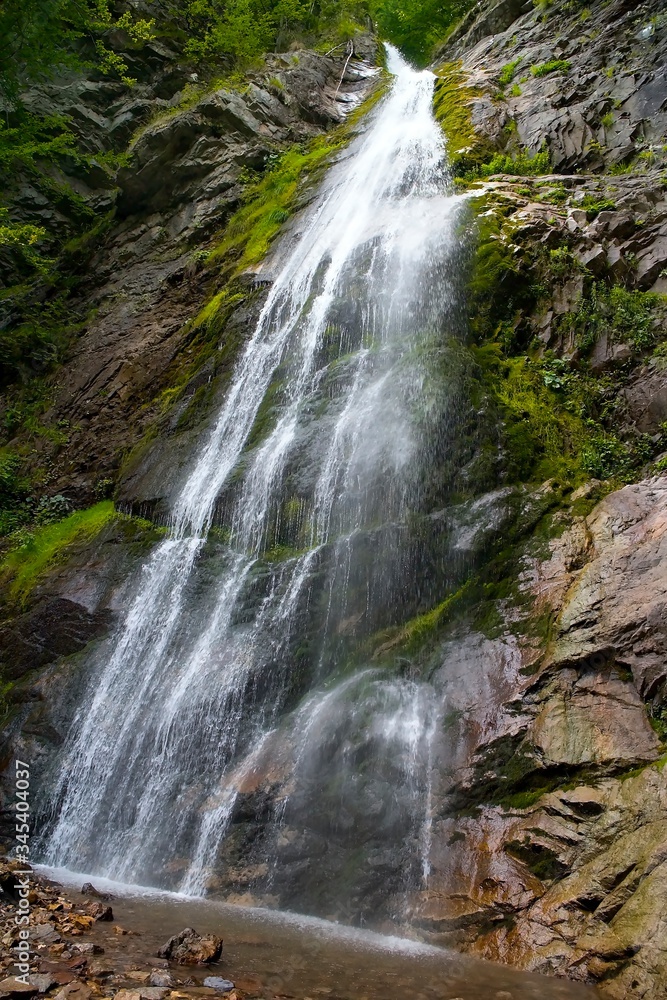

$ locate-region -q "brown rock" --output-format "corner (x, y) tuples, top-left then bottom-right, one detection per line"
(52, 983), (91, 1000)
(156, 929), (222, 965)
(83, 901), (113, 922)
(0, 980), (38, 996)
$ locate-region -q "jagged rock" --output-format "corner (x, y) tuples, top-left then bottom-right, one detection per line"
(156, 928), (222, 964)
(576, 244), (607, 275)
(52, 985), (90, 1000)
(31, 924), (62, 946)
(434, 0), (667, 174)
(70, 942), (104, 955)
(623, 366), (667, 433)
(27, 977), (56, 994)
(548, 477), (667, 703)
(589, 332), (634, 373)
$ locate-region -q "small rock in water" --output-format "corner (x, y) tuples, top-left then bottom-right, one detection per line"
(83, 900), (113, 922)
(203, 978), (234, 992)
(126, 973), (151, 984)
(148, 972), (173, 988)
(156, 928), (222, 965)
(71, 943), (104, 956)
(80, 883), (113, 901)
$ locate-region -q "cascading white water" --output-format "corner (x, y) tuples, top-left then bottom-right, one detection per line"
(42, 46), (466, 908)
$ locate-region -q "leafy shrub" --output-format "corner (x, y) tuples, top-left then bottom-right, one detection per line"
(579, 193), (616, 220)
(0, 0), (154, 102)
(574, 284), (660, 353)
(582, 433), (632, 479)
(473, 149), (551, 178)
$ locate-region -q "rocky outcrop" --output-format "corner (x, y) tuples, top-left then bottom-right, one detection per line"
(437, 0), (667, 173)
(1, 39), (379, 509)
(412, 477), (667, 996)
(420, 1), (667, 992)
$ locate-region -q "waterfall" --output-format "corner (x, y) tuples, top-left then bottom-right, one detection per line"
(42, 45), (467, 916)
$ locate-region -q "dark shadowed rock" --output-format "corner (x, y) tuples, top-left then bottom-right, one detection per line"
(0, 599), (114, 682)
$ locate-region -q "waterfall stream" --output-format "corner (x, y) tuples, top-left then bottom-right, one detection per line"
(42, 46), (468, 918)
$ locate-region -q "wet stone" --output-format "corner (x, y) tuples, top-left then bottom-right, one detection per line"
(202, 980), (234, 992)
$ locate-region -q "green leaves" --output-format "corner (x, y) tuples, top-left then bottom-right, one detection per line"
(0, 210), (51, 276)
(370, 0), (474, 65)
(0, 0), (155, 102)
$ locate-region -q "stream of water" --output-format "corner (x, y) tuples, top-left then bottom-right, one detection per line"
(42, 46), (467, 918)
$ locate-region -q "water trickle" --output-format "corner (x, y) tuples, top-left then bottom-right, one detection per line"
(41, 45), (468, 917)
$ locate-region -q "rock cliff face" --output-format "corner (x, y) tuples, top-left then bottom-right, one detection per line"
(414, 1), (667, 995)
(1, 0), (667, 997)
(2, 38), (378, 506)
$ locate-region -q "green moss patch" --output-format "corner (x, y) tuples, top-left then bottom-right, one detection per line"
(433, 61), (494, 176)
(0, 501), (117, 605)
(499, 58), (522, 86)
(433, 62), (551, 180)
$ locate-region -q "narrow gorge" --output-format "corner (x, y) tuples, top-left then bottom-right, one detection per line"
(1, 0), (667, 997)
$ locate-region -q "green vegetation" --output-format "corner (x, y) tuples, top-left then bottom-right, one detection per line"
(0, 451), (31, 535)
(531, 59), (571, 77)
(573, 284), (661, 353)
(461, 198), (667, 491)
(0, 501), (117, 605)
(0, 0), (155, 103)
(499, 58), (522, 86)
(433, 62), (494, 176)
(180, 0), (373, 66)
(475, 347), (587, 483)
(433, 63), (551, 180)
(473, 149), (551, 178)
(578, 193), (616, 219)
(208, 144), (340, 271)
(371, 0), (475, 65)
